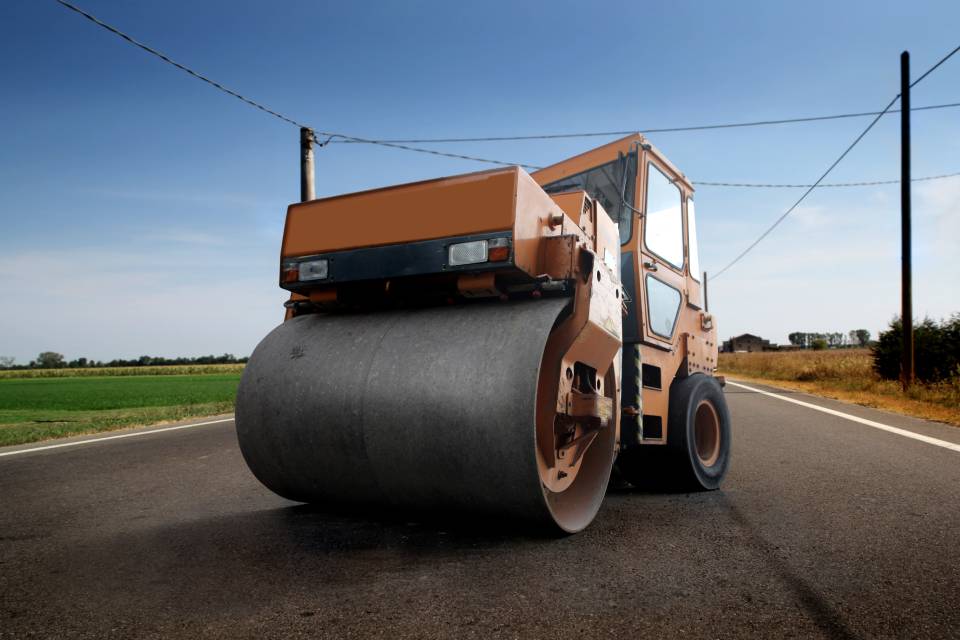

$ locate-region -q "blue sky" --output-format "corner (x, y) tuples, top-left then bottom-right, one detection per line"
(1, 0), (958, 362)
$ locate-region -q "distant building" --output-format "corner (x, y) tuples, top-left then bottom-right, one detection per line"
(721, 333), (776, 353)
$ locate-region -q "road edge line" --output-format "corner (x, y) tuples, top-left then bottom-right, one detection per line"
(0, 416), (236, 458)
(726, 381), (960, 454)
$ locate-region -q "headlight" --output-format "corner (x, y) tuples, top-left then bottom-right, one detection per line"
(298, 259), (329, 281)
(448, 240), (488, 266)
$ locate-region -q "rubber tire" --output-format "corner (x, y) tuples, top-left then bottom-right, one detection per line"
(616, 373), (731, 491)
(666, 373), (731, 491)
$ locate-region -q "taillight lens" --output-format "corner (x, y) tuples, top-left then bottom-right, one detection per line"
(487, 237), (510, 262)
(281, 263), (299, 284)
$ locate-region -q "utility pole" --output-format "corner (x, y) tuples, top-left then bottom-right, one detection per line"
(900, 52), (914, 389)
(300, 127), (315, 202)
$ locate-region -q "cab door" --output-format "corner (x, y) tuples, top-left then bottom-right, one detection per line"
(638, 158), (687, 351)
(632, 155), (689, 442)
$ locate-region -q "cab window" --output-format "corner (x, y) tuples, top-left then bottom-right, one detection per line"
(645, 275), (682, 339)
(541, 150), (638, 245)
(644, 163), (684, 269)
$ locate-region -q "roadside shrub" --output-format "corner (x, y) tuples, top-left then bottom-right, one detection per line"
(872, 315), (960, 383)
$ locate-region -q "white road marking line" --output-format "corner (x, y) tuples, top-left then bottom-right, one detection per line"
(0, 417), (235, 458)
(726, 381), (960, 453)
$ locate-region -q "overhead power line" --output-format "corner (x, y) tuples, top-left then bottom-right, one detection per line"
(54, 0), (534, 168)
(710, 95), (901, 279)
(54, 0), (309, 129)
(910, 44), (960, 88)
(311, 132), (538, 169)
(54, 0), (960, 246)
(694, 171), (960, 189)
(54, 0), (960, 173)
(329, 102), (960, 144)
(711, 42), (960, 279)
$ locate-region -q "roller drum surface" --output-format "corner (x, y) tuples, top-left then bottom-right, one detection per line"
(236, 299), (589, 528)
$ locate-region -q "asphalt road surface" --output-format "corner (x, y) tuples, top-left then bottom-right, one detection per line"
(2, 381), (959, 639)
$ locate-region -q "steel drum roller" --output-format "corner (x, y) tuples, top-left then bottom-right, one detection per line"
(236, 298), (615, 530)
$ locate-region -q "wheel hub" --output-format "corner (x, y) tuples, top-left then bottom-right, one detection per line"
(693, 399), (721, 467)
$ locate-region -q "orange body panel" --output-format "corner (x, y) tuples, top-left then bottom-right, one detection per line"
(536, 202), (622, 492)
(282, 166), (570, 281)
(283, 168), (515, 256)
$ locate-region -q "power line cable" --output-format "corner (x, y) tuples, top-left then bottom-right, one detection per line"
(54, 0), (310, 129)
(694, 171), (960, 188)
(311, 132), (539, 168)
(910, 44), (960, 87)
(711, 95), (900, 279)
(55, 0), (960, 218)
(711, 42), (960, 279)
(54, 0), (533, 168)
(329, 102), (960, 144)
(54, 0), (960, 172)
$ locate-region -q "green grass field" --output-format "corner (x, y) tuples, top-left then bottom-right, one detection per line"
(0, 364), (245, 379)
(0, 373), (241, 446)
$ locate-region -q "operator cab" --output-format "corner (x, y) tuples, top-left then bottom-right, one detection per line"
(533, 134), (715, 451)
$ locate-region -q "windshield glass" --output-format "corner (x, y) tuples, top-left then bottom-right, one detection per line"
(541, 150), (638, 245)
(644, 162), (684, 268)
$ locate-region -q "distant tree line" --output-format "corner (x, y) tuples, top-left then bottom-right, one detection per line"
(787, 330), (871, 350)
(873, 315), (960, 383)
(0, 352), (247, 370)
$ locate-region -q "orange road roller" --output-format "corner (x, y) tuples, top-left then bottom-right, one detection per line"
(236, 134), (731, 533)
